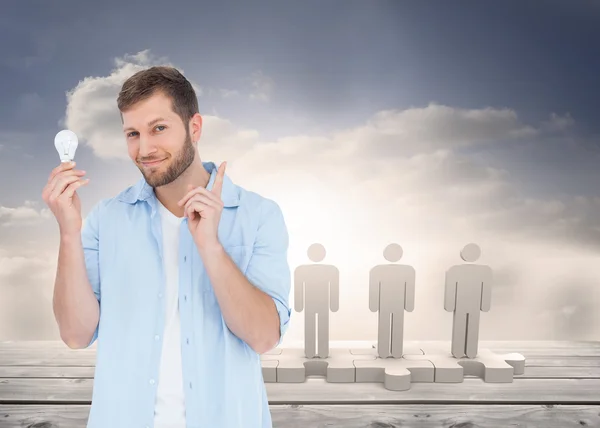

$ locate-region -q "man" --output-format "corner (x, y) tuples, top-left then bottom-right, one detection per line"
(43, 66), (292, 428)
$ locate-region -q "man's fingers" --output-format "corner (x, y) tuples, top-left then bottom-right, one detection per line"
(184, 194), (220, 213)
(178, 186), (221, 207)
(47, 169), (86, 195)
(49, 174), (86, 202)
(60, 178), (90, 200)
(186, 202), (206, 220)
(211, 161), (227, 196)
(47, 161), (76, 183)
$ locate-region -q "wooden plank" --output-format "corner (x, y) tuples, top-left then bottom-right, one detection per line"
(265, 378), (597, 403)
(3, 340), (598, 348)
(515, 366), (600, 378)
(1, 404), (600, 428)
(526, 357), (600, 367)
(0, 348), (96, 367)
(1, 378), (599, 404)
(271, 404), (600, 427)
(0, 366), (95, 378)
(1, 364), (598, 380)
(2, 341), (600, 366)
(494, 348), (600, 357)
(3, 346), (595, 367)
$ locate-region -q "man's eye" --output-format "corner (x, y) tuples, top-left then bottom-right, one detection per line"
(156, 125), (166, 131)
(127, 132), (138, 138)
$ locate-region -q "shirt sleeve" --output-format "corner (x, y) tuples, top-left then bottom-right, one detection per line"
(81, 200), (102, 348)
(245, 199), (292, 348)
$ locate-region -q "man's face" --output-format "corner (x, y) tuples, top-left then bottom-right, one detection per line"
(122, 91), (197, 187)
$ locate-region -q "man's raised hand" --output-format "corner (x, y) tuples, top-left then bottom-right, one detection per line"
(42, 161), (89, 237)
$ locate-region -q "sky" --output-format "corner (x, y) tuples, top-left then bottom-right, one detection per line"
(0, 0), (599, 343)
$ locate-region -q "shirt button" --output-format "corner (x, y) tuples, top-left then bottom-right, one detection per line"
(184, 295), (187, 302)
(186, 338), (189, 344)
(158, 293), (163, 298)
(154, 335), (160, 341)
(184, 256), (187, 262)
(149, 379), (155, 385)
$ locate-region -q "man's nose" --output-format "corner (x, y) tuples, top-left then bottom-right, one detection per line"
(138, 136), (157, 156)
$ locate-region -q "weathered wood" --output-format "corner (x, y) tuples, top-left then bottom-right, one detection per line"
(1, 341), (599, 427)
(2, 341), (600, 366)
(526, 357), (600, 367)
(1, 356), (597, 378)
(493, 348), (600, 357)
(1, 364), (599, 379)
(514, 366), (600, 378)
(0, 366), (96, 378)
(267, 378), (597, 403)
(1, 404), (600, 428)
(1, 377), (600, 404)
(0, 349), (96, 367)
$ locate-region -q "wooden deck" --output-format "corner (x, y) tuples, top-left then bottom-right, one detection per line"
(0, 340), (599, 427)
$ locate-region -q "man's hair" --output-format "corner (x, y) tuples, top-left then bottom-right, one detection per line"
(117, 66), (199, 126)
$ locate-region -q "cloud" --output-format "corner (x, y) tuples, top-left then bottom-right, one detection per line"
(221, 107), (600, 253)
(339, 104), (540, 158)
(542, 112), (574, 132)
(0, 200), (52, 227)
(204, 88), (240, 98)
(0, 247), (55, 280)
(248, 70), (274, 102)
(61, 53), (597, 250)
(219, 89), (240, 98)
(0, 247), (59, 340)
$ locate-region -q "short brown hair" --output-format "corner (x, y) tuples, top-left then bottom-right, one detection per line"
(117, 66), (199, 126)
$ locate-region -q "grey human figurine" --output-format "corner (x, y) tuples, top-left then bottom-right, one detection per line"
(444, 243), (492, 358)
(294, 243), (339, 358)
(369, 243), (415, 358)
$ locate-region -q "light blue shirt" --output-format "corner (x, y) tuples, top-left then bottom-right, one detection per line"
(81, 161), (292, 428)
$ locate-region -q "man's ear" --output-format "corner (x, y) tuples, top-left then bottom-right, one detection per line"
(191, 113), (203, 142)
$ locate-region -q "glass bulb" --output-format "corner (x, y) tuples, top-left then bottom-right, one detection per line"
(54, 130), (79, 163)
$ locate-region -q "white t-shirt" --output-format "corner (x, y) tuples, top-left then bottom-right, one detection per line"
(153, 200), (186, 427)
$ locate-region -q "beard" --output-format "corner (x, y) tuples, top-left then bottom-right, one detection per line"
(138, 127), (196, 188)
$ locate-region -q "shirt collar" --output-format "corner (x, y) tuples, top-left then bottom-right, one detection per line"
(116, 161), (240, 208)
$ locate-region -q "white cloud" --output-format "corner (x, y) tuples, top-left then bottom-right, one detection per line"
(0, 247), (59, 340)
(337, 104), (539, 158)
(204, 88), (239, 98)
(0, 200), (52, 227)
(248, 70), (274, 102)
(61, 54), (597, 248)
(542, 112), (574, 132)
(0, 247), (54, 280)
(219, 88), (239, 98)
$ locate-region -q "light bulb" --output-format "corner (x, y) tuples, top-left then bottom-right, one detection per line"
(54, 130), (79, 163)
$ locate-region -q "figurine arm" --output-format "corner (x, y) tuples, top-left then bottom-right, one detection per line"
(369, 268), (379, 312)
(330, 269), (339, 312)
(404, 268), (415, 312)
(480, 267), (492, 312)
(444, 268), (457, 312)
(293, 267), (304, 312)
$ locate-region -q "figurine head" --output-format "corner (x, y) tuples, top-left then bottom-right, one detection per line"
(307, 243), (326, 262)
(383, 243), (403, 262)
(460, 243), (481, 262)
